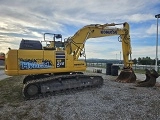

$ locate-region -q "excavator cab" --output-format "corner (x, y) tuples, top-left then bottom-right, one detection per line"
(42, 33), (64, 50)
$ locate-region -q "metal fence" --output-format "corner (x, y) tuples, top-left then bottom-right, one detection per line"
(87, 62), (160, 72)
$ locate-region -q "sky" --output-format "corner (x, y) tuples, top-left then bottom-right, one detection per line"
(0, 0), (160, 60)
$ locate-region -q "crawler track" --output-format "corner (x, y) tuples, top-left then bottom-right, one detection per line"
(23, 74), (103, 100)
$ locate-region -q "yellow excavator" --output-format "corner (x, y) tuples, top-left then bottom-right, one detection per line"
(5, 22), (136, 99)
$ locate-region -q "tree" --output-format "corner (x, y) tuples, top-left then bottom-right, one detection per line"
(137, 56), (155, 65)
(138, 57), (142, 65)
(133, 58), (137, 64)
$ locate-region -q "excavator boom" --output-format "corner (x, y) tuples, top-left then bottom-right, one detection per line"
(65, 22), (132, 68)
(64, 22), (136, 83)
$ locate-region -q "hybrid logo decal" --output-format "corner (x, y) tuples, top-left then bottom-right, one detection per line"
(19, 59), (53, 70)
(101, 29), (117, 34)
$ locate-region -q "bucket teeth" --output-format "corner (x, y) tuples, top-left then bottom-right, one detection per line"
(115, 68), (136, 83)
(136, 69), (160, 87)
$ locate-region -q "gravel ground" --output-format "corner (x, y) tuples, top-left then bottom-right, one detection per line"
(1, 71), (160, 120)
(0, 70), (11, 81)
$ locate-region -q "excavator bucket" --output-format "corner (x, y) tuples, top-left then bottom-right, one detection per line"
(136, 69), (159, 87)
(136, 69), (150, 84)
(115, 68), (136, 83)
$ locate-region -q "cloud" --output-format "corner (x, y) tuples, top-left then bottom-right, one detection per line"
(132, 46), (159, 59)
(0, 0), (159, 59)
(85, 38), (122, 59)
(146, 24), (160, 35)
(122, 14), (154, 23)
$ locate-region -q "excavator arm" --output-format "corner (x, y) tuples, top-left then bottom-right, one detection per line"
(65, 22), (132, 68)
(65, 22), (136, 82)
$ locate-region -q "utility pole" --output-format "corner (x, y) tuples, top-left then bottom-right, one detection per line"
(155, 14), (160, 71)
(120, 51), (121, 63)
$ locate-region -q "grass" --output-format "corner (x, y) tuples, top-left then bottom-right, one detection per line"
(134, 69), (160, 74)
(0, 75), (56, 120)
(0, 68), (4, 70)
(0, 76), (24, 106)
(0, 75), (46, 120)
(133, 69), (146, 74)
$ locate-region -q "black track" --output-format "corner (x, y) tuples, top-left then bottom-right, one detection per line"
(23, 74), (103, 100)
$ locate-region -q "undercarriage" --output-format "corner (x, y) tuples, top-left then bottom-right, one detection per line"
(23, 73), (104, 99)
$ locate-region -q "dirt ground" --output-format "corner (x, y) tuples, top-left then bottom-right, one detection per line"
(0, 72), (160, 120)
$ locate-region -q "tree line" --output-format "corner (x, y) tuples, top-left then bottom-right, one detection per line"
(133, 56), (160, 65)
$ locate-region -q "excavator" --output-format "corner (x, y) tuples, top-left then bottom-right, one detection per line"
(5, 22), (136, 99)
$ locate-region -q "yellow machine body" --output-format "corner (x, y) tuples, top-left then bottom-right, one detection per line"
(5, 50), (86, 76)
